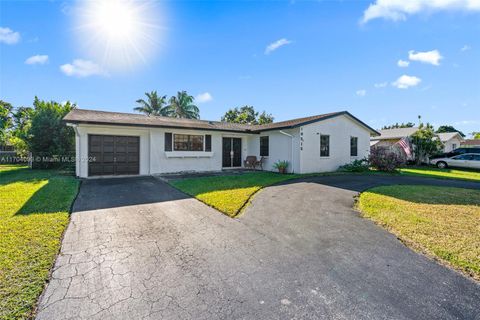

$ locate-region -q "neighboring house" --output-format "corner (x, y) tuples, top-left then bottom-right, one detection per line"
(369, 127), (418, 149)
(436, 132), (464, 152)
(64, 109), (379, 178)
(461, 139), (480, 148)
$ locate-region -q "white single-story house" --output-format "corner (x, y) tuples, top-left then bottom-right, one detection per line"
(64, 109), (379, 178)
(437, 132), (464, 152)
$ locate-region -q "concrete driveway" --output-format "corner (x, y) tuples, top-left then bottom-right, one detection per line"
(36, 175), (480, 320)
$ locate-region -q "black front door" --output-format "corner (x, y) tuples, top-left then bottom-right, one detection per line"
(222, 137), (242, 167)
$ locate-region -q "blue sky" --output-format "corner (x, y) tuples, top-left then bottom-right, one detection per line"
(1, 0), (479, 136)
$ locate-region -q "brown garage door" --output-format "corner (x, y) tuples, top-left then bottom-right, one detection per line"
(88, 135), (140, 176)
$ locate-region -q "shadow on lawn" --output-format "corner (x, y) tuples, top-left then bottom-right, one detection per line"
(15, 177), (79, 215)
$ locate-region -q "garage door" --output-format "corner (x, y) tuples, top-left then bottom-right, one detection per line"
(88, 135), (140, 176)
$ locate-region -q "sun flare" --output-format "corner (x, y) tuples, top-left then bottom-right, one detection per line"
(74, 0), (164, 71)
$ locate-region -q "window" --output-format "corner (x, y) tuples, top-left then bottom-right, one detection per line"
(452, 143), (457, 150)
(260, 136), (269, 157)
(320, 135), (330, 157)
(453, 154), (474, 160)
(173, 134), (204, 151)
(350, 136), (358, 157)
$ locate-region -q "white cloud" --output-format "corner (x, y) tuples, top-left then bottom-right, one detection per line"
(374, 82), (388, 88)
(356, 89), (367, 97)
(408, 50), (443, 66)
(265, 38), (292, 55)
(0, 27), (20, 44)
(461, 44), (471, 51)
(25, 55), (49, 65)
(362, 0), (480, 23)
(397, 59), (410, 67)
(392, 75), (421, 89)
(60, 59), (106, 77)
(195, 92), (213, 103)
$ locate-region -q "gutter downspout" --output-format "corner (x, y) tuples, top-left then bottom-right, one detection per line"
(67, 123), (80, 177)
(279, 130), (294, 173)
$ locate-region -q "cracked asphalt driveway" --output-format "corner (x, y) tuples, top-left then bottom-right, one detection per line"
(36, 175), (480, 320)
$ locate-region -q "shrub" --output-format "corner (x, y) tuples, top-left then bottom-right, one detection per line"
(369, 147), (405, 172)
(273, 160), (289, 173)
(339, 159), (370, 172)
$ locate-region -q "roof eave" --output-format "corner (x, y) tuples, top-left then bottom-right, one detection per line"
(64, 120), (259, 134)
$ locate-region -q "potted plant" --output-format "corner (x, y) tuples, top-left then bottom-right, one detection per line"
(273, 160), (289, 174)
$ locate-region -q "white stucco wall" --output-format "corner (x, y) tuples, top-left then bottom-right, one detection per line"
(74, 124), (255, 177)
(75, 124), (151, 178)
(442, 138), (462, 152)
(149, 128), (251, 174)
(246, 129), (300, 173)
(299, 115), (371, 173)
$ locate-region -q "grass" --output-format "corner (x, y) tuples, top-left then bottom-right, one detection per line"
(0, 165), (79, 319)
(398, 166), (480, 182)
(357, 185), (480, 280)
(170, 172), (302, 217)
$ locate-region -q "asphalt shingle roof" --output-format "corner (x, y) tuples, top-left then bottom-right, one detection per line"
(371, 127), (419, 140)
(63, 108), (379, 135)
(436, 132), (463, 142)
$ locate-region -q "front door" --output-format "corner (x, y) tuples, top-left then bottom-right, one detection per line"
(222, 137), (242, 167)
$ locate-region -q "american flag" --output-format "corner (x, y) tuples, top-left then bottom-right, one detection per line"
(397, 137), (412, 157)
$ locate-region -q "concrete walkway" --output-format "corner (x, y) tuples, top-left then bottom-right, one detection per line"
(36, 175), (480, 319)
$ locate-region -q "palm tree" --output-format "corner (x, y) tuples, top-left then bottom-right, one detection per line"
(134, 91), (169, 116)
(166, 91), (200, 119)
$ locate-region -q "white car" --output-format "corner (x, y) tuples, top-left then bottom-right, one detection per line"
(430, 153), (480, 169)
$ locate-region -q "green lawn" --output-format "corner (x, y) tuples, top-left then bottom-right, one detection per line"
(170, 172), (301, 217)
(0, 165), (79, 319)
(357, 185), (480, 280)
(398, 166), (480, 182)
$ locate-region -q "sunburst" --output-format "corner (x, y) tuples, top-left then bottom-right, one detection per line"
(73, 0), (165, 71)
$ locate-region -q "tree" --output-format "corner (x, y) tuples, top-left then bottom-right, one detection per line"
(381, 122), (415, 129)
(258, 111), (274, 125)
(470, 132), (480, 139)
(134, 91), (169, 116)
(27, 97), (76, 167)
(436, 125), (465, 137)
(410, 123), (443, 165)
(0, 100), (13, 144)
(167, 91), (200, 119)
(221, 106), (274, 125)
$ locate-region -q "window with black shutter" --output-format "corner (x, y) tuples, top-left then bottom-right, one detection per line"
(260, 136), (269, 157)
(350, 136), (358, 156)
(205, 135), (212, 152)
(320, 135), (329, 157)
(165, 132), (172, 151)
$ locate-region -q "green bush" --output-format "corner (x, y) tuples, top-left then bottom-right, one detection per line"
(339, 159), (370, 172)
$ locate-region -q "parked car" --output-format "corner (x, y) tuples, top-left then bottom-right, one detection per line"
(430, 153), (480, 169)
(431, 147), (480, 159)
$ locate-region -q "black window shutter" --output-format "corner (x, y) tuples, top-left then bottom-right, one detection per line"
(205, 135), (212, 152)
(165, 133), (172, 151)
